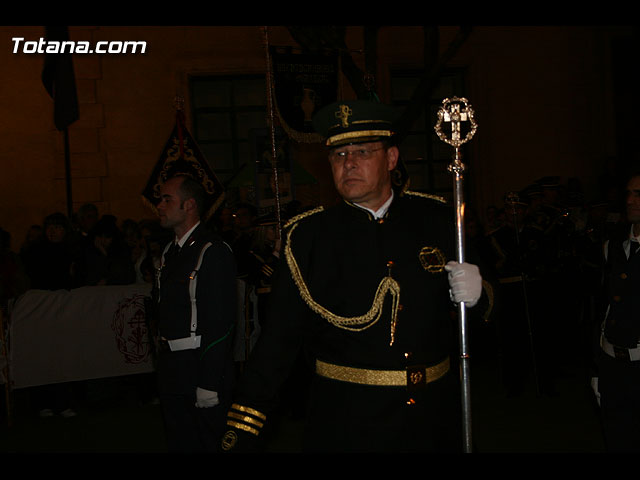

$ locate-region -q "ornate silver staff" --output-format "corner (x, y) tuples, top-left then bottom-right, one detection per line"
(434, 96), (478, 453)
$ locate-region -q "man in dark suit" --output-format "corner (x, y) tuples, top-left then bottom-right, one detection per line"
(221, 100), (483, 453)
(154, 174), (237, 452)
(595, 170), (640, 452)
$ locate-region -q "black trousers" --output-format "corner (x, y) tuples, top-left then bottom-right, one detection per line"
(598, 351), (640, 452)
(159, 390), (228, 453)
(301, 372), (462, 453)
(156, 348), (229, 453)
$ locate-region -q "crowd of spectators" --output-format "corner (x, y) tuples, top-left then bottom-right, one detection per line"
(0, 173), (629, 419)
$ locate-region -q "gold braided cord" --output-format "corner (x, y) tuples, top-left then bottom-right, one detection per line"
(327, 130), (394, 146)
(404, 190), (447, 204)
(274, 100), (324, 144)
(327, 119), (393, 131)
(284, 220), (401, 344)
(283, 206), (325, 229)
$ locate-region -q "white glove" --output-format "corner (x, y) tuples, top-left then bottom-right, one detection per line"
(195, 387), (219, 408)
(445, 261), (482, 307)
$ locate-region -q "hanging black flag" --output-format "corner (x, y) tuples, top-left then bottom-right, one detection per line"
(41, 26), (79, 131)
(142, 109), (225, 221)
(270, 48), (338, 143)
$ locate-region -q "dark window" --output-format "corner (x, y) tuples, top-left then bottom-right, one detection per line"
(190, 75), (267, 186)
(390, 68), (467, 199)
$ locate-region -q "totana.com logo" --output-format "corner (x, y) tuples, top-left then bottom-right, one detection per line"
(12, 37), (147, 54)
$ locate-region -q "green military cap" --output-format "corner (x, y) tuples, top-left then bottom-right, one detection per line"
(312, 100), (399, 147)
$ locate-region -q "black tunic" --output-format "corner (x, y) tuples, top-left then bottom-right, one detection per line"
(155, 224), (237, 397)
(598, 223), (640, 452)
(225, 192), (462, 452)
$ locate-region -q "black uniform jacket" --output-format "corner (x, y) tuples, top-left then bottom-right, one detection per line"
(156, 224), (237, 395)
(224, 192), (464, 452)
(603, 223), (640, 348)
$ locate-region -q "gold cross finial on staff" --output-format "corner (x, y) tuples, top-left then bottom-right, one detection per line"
(434, 97), (477, 150)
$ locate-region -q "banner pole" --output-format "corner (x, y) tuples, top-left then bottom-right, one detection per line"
(262, 26), (282, 238)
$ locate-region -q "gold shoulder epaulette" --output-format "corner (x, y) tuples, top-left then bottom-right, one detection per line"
(283, 206), (324, 229)
(404, 190), (447, 204)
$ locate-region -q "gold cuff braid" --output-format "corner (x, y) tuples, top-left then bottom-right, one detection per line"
(225, 403), (267, 437)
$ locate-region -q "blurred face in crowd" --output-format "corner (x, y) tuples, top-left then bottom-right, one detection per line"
(218, 207), (233, 228)
(79, 211), (98, 234)
(94, 234), (113, 254)
(233, 207), (255, 232)
(328, 141), (398, 211)
(45, 224), (66, 243)
(626, 175), (640, 233)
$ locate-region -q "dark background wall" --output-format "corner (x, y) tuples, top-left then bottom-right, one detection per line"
(0, 25), (633, 246)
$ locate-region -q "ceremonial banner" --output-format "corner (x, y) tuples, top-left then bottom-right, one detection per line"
(142, 110), (225, 221)
(270, 48), (338, 143)
(250, 127), (294, 216)
(9, 284), (153, 389)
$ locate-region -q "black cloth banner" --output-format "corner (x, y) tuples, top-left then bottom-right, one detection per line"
(250, 127), (294, 216)
(270, 48), (338, 143)
(142, 111), (225, 221)
(41, 26), (79, 131)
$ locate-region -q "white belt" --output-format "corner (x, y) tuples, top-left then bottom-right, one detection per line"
(601, 335), (640, 361)
(166, 335), (201, 351)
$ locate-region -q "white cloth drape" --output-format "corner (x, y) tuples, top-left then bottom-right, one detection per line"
(8, 284), (154, 389)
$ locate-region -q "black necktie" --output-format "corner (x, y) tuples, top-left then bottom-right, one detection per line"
(629, 240), (639, 262)
(166, 242), (180, 261)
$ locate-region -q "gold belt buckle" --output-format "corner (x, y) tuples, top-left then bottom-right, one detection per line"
(406, 364), (427, 394)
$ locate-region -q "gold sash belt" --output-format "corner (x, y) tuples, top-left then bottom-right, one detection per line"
(315, 357), (450, 387)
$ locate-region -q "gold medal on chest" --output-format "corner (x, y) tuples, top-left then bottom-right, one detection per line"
(418, 246), (446, 273)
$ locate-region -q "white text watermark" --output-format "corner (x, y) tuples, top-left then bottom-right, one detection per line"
(12, 37), (147, 54)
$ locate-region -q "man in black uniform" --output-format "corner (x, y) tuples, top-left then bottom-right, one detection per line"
(595, 170), (640, 452)
(154, 174), (237, 452)
(221, 100), (482, 453)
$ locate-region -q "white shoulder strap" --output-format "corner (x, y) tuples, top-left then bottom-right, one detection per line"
(188, 241), (213, 336)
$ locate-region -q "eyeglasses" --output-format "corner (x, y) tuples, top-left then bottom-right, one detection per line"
(329, 146), (385, 162)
